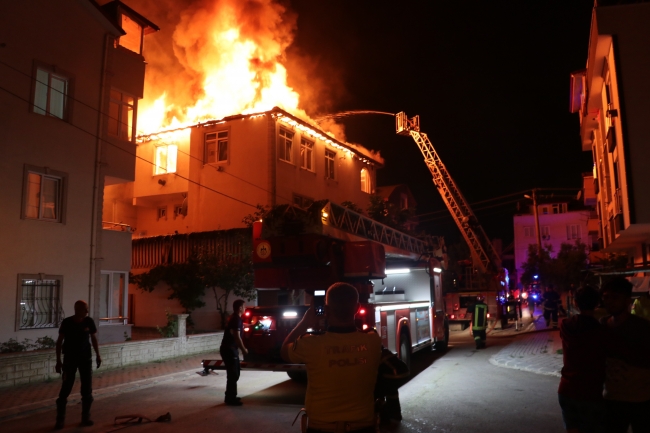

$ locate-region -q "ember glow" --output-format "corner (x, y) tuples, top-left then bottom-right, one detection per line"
(136, 0), (308, 134)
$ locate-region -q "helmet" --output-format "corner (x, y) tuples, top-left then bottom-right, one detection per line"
(476, 295), (485, 302)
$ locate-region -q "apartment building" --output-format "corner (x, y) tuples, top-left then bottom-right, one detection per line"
(105, 108), (383, 328)
(513, 179), (597, 286)
(0, 0), (157, 344)
(570, 0), (650, 283)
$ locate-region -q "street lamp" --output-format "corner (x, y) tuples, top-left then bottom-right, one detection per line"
(524, 189), (542, 259)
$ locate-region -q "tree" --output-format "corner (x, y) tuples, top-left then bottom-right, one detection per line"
(520, 241), (590, 291)
(366, 194), (415, 233)
(519, 244), (553, 289)
(131, 249), (256, 329)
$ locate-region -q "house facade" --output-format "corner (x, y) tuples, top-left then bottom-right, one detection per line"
(0, 0), (157, 344)
(106, 108), (384, 329)
(570, 0), (650, 284)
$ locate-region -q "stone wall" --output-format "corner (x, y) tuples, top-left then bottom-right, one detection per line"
(0, 315), (222, 388)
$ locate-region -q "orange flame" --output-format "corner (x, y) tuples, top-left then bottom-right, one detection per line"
(137, 0), (310, 134)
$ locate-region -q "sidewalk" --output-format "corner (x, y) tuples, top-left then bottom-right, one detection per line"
(0, 352), (217, 422)
(489, 309), (564, 377)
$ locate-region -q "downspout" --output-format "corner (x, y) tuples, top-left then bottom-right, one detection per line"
(88, 34), (112, 315)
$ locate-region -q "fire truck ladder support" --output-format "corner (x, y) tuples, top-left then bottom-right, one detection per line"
(395, 112), (501, 273)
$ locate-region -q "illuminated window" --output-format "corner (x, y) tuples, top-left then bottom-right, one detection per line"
(119, 14), (143, 54)
(360, 168), (371, 193)
(22, 165), (66, 223)
(33, 66), (69, 120)
(278, 129), (293, 163)
(300, 138), (314, 171)
(108, 89), (135, 141)
(567, 224), (581, 240)
(99, 272), (127, 325)
(205, 131), (228, 163)
(18, 276), (63, 329)
(325, 150), (336, 180)
(155, 144), (177, 174)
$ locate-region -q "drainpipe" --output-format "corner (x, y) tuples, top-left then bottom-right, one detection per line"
(88, 34), (112, 317)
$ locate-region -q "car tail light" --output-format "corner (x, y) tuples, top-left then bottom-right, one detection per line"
(244, 327), (250, 332)
(454, 303), (459, 311)
(362, 324), (368, 330)
(359, 308), (366, 315)
(450, 314), (456, 319)
(487, 313), (491, 318)
(244, 310), (251, 317)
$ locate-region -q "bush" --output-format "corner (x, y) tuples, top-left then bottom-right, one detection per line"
(157, 311), (178, 338)
(0, 336), (57, 353)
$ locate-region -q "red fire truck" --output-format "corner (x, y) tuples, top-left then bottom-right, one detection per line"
(202, 201), (449, 379)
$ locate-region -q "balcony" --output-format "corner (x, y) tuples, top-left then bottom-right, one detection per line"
(103, 221), (133, 232)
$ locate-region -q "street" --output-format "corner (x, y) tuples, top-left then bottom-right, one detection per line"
(1, 328), (564, 433)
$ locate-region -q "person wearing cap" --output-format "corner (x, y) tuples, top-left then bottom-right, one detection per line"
(281, 282), (382, 433)
(600, 277), (650, 433)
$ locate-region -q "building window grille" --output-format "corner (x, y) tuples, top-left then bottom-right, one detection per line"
(205, 131), (228, 163)
(19, 277), (63, 330)
(278, 129), (294, 163)
(325, 150), (336, 180)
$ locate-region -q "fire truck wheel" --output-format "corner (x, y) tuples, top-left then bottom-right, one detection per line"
(399, 331), (411, 370)
(287, 371), (307, 382)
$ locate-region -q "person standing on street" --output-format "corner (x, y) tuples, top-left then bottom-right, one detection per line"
(543, 285), (561, 328)
(281, 283), (382, 433)
(220, 299), (248, 406)
(601, 277), (650, 433)
(472, 295), (488, 349)
(55, 300), (101, 430)
(557, 286), (606, 433)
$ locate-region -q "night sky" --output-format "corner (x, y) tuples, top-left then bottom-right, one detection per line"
(286, 0), (596, 246)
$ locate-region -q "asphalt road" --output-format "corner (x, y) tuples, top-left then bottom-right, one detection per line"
(1, 330), (564, 433)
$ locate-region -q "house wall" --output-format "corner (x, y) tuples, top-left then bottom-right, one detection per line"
(0, 0), (115, 344)
(513, 210), (591, 284)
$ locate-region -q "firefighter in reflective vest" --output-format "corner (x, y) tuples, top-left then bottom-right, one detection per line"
(472, 295), (488, 349)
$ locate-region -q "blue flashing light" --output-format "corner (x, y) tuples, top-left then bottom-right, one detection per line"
(534, 275), (539, 279)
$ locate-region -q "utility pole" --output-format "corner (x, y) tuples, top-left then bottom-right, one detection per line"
(524, 189), (542, 258)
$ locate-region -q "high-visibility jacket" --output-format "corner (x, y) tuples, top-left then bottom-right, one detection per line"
(632, 296), (650, 321)
(473, 302), (488, 331)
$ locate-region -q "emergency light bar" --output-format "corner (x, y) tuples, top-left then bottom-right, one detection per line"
(314, 290), (326, 296)
(283, 311), (298, 317)
(375, 302), (430, 311)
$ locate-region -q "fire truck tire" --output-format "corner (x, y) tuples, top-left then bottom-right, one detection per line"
(434, 320), (450, 351)
(287, 370), (307, 382)
(399, 330), (411, 370)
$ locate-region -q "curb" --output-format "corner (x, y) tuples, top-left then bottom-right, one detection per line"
(0, 368), (210, 422)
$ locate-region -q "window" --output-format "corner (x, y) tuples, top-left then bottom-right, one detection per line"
(400, 193), (409, 210)
(174, 205), (185, 218)
(300, 138), (314, 171)
(119, 13), (144, 54)
(33, 66), (69, 120)
(325, 150), (336, 179)
(360, 168), (371, 193)
(22, 165), (66, 223)
(524, 226), (534, 238)
(293, 193), (314, 209)
(278, 129), (294, 163)
(567, 224), (581, 240)
(552, 203), (567, 214)
(154, 144), (177, 174)
(205, 131), (228, 163)
(99, 272), (128, 325)
(108, 89), (135, 141)
(157, 207), (167, 220)
(542, 226), (551, 240)
(18, 276), (63, 330)
(541, 207), (548, 215)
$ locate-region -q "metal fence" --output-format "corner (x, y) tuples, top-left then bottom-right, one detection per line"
(19, 278), (64, 329)
(131, 228), (252, 269)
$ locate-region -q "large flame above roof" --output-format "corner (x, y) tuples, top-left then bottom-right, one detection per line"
(136, 0), (311, 134)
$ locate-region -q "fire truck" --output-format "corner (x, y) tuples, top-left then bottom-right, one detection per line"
(203, 201), (449, 380)
(395, 112), (509, 328)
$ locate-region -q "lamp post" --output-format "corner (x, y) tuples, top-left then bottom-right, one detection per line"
(524, 189), (542, 259)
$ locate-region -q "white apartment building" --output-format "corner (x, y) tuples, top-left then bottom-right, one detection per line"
(0, 0), (157, 344)
(570, 0), (650, 286)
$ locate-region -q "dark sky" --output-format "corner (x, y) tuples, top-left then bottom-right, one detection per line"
(287, 0), (595, 246)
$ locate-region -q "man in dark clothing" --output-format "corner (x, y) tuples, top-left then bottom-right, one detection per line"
(557, 286), (606, 433)
(543, 285), (561, 328)
(55, 300), (102, 430)
(472, 296), (488, 349)
(220, 299), (248, 406)
(600, 277), (650, 433)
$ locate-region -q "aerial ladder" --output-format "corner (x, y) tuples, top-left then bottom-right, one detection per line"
(396, 112), (504, 290)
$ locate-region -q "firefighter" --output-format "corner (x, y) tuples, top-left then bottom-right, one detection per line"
(472, 295), (488, 349)
(281, 283), (382, 433)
